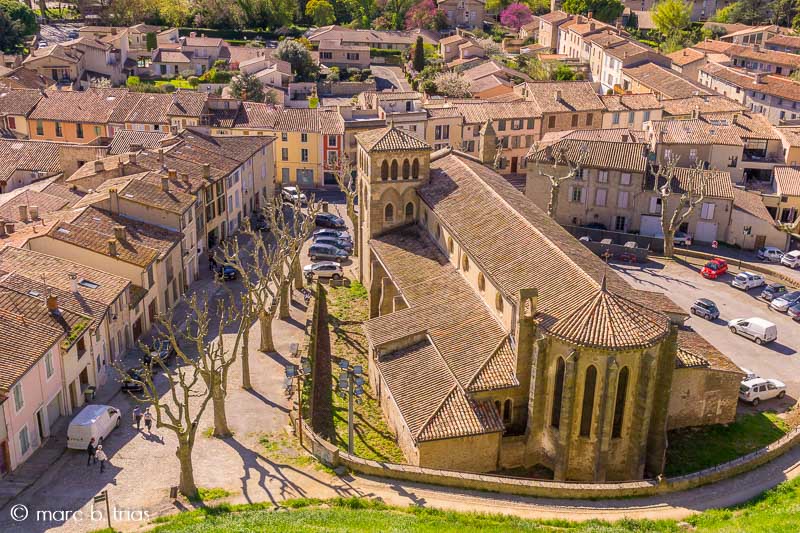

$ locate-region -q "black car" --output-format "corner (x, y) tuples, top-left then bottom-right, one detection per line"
(250, 214), (270, 232)
(213, 263), (238, 281)
(313, 228), (351, 242)
(315, 213), (346, 229)
(121, 368), (144, 392)
(313, 236), (353, 252)
(143, 339), (177, 367)
(308, 243), (349, 262)
(761, 283), (788, 302)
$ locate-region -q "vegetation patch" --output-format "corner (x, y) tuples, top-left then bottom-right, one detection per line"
(189, 487), (233, 503)
(665, 412), (789, 476)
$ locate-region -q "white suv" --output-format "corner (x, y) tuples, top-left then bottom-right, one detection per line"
(739, 378), (786, 406)
(782, 250), (800, 268)
(282, 186), (307, 205)
(731, 271), (765, 290)
(303, 261), (343, 280)
(758, 246), (784, 262)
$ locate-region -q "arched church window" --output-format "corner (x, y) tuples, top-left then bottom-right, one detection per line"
(551, 357), (565, 429)
(478, 272), (485, 292)
(462, 254), (469, 272)
(384, 203), (394, 223)
(402, 159), (410, 179)
(390, 160), (398, 180)
(612, 367), (629, 439)
(503, 399), (512, 423)
(495, 293), (504, 312)
(404, 202), (414, 221)
(412, 158), (420, 178)
(579, 366), (598, 438)
(380, 160), (388, 181)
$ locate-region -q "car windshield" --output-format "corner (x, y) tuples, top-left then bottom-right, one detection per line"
(785, 291), (800, 301)
(739, 384), (750, 393)
(705, 262), (719, 270)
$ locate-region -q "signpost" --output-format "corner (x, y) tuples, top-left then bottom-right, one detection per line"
(93, 490), (111, 530)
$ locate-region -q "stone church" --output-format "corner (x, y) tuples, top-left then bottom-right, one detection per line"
(355, 123), (742, 482)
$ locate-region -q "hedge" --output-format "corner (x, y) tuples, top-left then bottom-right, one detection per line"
(178, 26), (307, 41)
(370, 48), (403, 57)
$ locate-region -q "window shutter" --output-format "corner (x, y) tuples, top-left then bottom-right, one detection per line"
(582, 187), (587, 203)
(568, 185), (574, 201)
(650, 197), (659, 213)
(618, 191), (628, 208)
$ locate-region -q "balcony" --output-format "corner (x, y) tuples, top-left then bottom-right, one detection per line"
(742, 150), (783, 164)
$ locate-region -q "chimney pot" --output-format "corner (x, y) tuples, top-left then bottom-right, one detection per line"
(29, 205), (39, 220)
(46, 295), (58, 314)
(203, 163), (211, 178)
(113, 225), (126, 241)
(555, 89), (562, 102)
(162, 175), (170, 192)
(158, 148), (164, 164)
(108, 239), (117, 256)
(94, 160), (104, 172)
(109, 188), (120, 214)
(588, 11), (593, 19)
(129, 143), (142, 152)
(18, 204), (28, 222)
(129, 152), (137, 164)
(4, 222), (14, 234)
(589, 22), (596, 31)
(68, 272), (78, 292)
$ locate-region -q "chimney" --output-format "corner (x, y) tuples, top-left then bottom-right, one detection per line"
(622, 133), (629, 142)
(107, 239), (117, 256)
(181, 172), (189, 183)
(68, 272), (78, 292)
(46, 295), (58, 314)
(577, 15), (585, 24)
(129, 152), (137, 164)
(554, 89), (562, 102)
(4, 222), (14, 234)
(162, 175), (170, 192)
(202, 163), (211, 178)
(113, 225), (126, 241)
(683, 49), (687, 56)
(29, 205), (39, 220)
(588, 11), (593, 19)
(111, 27), (117, 35)
(158, 148), (164, 164)
(129, 143), (142, 153)
(118, 160), (126, 176)
(479, 119), (497, 166)
(190, 32), (197, 38)
(691, 107), (700, 119)
(754, 72), (763, 84)
(732, 113), (740, 124)
(18, 204), (28, 222)
(94, 160), (104, 172)
(109, 188), (120, 214)
(589, 22), (596, 31)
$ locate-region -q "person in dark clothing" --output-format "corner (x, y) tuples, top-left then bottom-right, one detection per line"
(87, 438), (96, 466)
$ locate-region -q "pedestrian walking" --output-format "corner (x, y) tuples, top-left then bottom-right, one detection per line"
(95, 445), (107, 473)
(144, 410), (153, 433)
(86, 437), (96, 466)
(133, 406), (142, 430)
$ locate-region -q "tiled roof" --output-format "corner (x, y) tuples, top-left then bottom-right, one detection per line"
(168, 90), (208, 117)
(704, 111), (779, 141)
(449, 100), (539, 122)
(623, 63), (709, 98)
(152, 49), (192, 63)
(459, 60), (531, 84)
(308, 25), (438, 46)
(121, 93), (173, 124)
(728, 44), (800, 68)
(527, 138), (648, 173)
(318, 109), (345, 135)
(600, 92), (661, 111)
(319, 39), (370, 51)
(467, 338), (519, 392)
(0, 139), (62, 182)
(732, 188), (775, 224)
(0, 189), (75, 221)
(540, 10), (571, 24)
(667, 47), (706, 66)
(0, 67), (50, 90)
(777, 126), (800, 147)
(649, 118), (743, 146)
(356, 125), (430, 152)
(645, 167), (735, 200)
(676, 326), (742, 374)
(29, 88), (130, 123)
(548, 279), (670, 350)
(701, 63), (800, 102)
(520, 81), (605, 113)
(774, 166), (800, 196)
(420, 152), (676, 333)
(660, 95), (746, 116)
(0, 88), (43, 116)
(605, 40), (653, 61)
(184, 36), (224, 47)
(692, 39), (735, 54)
(108, 130), (169, 155)
(766, 33), (800, 49)
(417, 388), (504, 441)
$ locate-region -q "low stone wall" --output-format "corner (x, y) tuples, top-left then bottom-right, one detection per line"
(296, 420), (800, 499)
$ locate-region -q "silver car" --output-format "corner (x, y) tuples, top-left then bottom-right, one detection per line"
(770, 290), (800, 312)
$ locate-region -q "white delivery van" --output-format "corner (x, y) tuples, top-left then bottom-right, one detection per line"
(67, 404), (121, 450)
(727, 317), (778, 345)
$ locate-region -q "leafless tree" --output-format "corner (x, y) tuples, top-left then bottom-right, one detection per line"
(114, 342), (209, 498)
(158, 296), (243, 438)
(332, 155), (359, 258)
(651, 155), (711, 258)
(532, 142), (588, 219)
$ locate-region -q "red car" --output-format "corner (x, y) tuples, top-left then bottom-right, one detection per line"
(701, 258), (728, 279)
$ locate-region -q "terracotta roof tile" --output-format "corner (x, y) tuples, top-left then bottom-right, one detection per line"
(356, 125), (429, 152)
(521, 81), (605, 113)
(527, 138), (648, 173)
(732, 187), (775, 223)
(0, 88), (43, 116)
(0, 139), (62, 182)
(649, 118), (743, 146)
(29, 88), (130, 123)
(728, 44), (800, 68)
(623, 63), (709, 98)
(108, 130), (169, 155)
(774, 166), (800, 196)
(667, 47), (707, 66)
(701, 63), (800, 102)
(661, 95), (746, 116)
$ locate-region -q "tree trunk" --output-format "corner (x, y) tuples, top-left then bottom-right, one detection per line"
(259, 309), (275, 352)
(548, 183), (560, 219)
(176, 441), (197, 499)
(292, 257), (303, 289)
(349, 207), (359, 258)
(279, 280), (290, 319)
(663, 234), (675, 259)
(241, 327), (251, 390)
(38, 0), (47, 22)
(211, 383), (231, 437)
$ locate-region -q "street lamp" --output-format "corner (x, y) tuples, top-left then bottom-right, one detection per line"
(335, 359), (364, 455)
(285, 357), (312, 448)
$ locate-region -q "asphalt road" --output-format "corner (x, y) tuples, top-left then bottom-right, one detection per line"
(613, 259), (800, 406)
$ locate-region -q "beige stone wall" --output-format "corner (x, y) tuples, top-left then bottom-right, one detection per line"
(636, 190), (733, 242)
(727, 204), (788, 250)
(668, 367), (741, 429)
(418, 433), (502, 472)
(539, 111), (601, 139)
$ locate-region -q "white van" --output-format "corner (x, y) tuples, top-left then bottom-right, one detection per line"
(727, 317), (778, 345)
(67, 404), (121, 450)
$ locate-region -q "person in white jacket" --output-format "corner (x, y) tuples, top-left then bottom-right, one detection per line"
(95, 445), (108, 473)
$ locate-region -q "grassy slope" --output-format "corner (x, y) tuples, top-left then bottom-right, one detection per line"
(148, 477), (800, 532)
(665, 412), (789, 476)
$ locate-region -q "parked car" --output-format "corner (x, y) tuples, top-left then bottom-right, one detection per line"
(761, 283), (788, 301)
(788, 302), (800, 320)
(143, 339), (177, 367)
(654, 230), (692, 246)
(304, 261), (344, 280)
(740, 368), (758, 381)
(120, 368), (144, 392)
(757, 246), (784, 262)
(250, 213), (270, 232)
(37, 40), (49, 48)
(728, 317), (778, 345)
(313, 236), (353, 252)
(282, 186), (307, 205)
(701, 258), (728, 279)
(731, 271), (765, 290)
(739, 378), (786, 406)
(308, 243), (349, 262)
(213, 263), (237, 281)
(66, 30), (80, 39)
(782, 250), (800, 268)
(770, 290), (800, 312)
(67, 405), (121, 449)
(313, 229), (351, 242)
(315, 213), (346, 229)
(690, 298), (719, 320)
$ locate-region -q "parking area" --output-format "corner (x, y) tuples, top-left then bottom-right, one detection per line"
(613, 258), (800, 408)
(38, 23), (83, 45)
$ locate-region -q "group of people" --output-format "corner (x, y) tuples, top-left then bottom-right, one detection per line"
(85, 408), (155, 473)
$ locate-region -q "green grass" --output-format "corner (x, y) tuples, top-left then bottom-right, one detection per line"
(665, 412), (789, 476)
(155, 79), (195, 89)
(189, 487), (233, 503)
(325, 284), (406, 463)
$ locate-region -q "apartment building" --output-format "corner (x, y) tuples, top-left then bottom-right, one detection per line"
(622, 62), (710, 99)
(660, 95), (746, 119)
(308, 26), (439, 51)
(424, 105), (465, 152)
(538, 11), (573, 51)
(727, 44), (800, 76)
(667, 48), (710, 82)
(0, 88), (43, 138)
(438, 0), (485, 29)
(439, 33), (486, 66)
(699, 63), (800, 124)
(358, 91), (427, 135)
(515, 81), (604, 139)
(317, 40), (371, 69)
(765, 33), (800, 54)
(27, 88), (130, 142)
(599, 93), (662, 129)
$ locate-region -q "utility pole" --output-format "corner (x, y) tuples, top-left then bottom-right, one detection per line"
(285, 357), (311, 448)
(336, 360), (364, 455)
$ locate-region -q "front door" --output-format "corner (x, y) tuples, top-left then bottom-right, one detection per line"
(0, 441), (8, 475)
(35, 410), (46, 441)
(511, 157), (518, 173)
(754, 235), (766, 250)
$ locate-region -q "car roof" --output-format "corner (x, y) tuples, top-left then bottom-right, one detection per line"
(696, 298), (715, 305)
(738, 271), (759, 276)
(741, 378), (768, 386)
(744, 317), (776, 327)
(787, 250), (800, 256)
(313, 261), (339, 267)
(767, 283), (785, 288)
